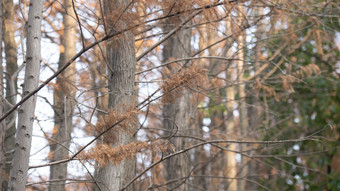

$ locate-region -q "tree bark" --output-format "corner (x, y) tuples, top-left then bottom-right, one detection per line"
(93, 1), (137, 190)
(49, 0), (77, 190)
(237, 6), (248, 191)
(7, 0), (43, 190)
(245, 6), (264, 190)
(0, 0), (6, 188)
(3, 1), (18, 189)
(223, 17), (238, 189)
(162, 12), (192, 191)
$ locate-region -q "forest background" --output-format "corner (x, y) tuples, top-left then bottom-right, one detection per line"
(0, 0), (339, 190)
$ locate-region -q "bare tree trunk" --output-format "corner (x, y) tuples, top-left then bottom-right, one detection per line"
(49, 0), (77, 190)
(93, 1), (137, 190)
(0, 1), (6, 188)
(245, 6), (264, 190)
(7, 1), (43, 190)
(3, 1), (18, 189)
(224, 58), (238, 191)
(162, 12), (192, 191)
(206, 25), (224, 191)
(237, 6), (248, 191)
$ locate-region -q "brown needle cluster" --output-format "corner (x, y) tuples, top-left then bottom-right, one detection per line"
(80, 139), (174, 166)
(161, 66), (207, 103)
(95, 104), (139, 144)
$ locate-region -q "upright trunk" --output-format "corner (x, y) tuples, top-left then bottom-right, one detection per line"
(223, 16), (238, 189)
(7, 1), (43, 190)
(94, 1), (137, 190)
(246, 6), (264, 190)
(0, 1), (5, 188)
(49, 0), (77, 190)
(3, 1), (18, 188)
(162, 12), (192, 191)
(206, 26), (224, 191)
(237, 6), (248, 191)
(224, 65), (238, 191)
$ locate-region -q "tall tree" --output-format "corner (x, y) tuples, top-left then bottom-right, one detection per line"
(94, 0), (137, 190)
(49, 0), (77, 190)
(7, 0), (43, 190)
(236, 5), (248, 190)
(0, 0), (5, 188)
(162, 7), (192, 191)
(223, 15), (238, 190)
(3, 0), (18, 189)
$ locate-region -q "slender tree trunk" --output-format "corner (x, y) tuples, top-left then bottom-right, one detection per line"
(221, 15), (238, 191)
(246, 6), (264, 190)
(7, 1), (43, 190)
(49, 0), (77, 190)
(0, 1), (6, 188)
(237, 6), (248, 191)
(206, 25), (224, 191)
(3, 1), (18, 188)
(162, 12), (192, 191)
(93, 1), (137, 190)
(223, 55), (238, 191)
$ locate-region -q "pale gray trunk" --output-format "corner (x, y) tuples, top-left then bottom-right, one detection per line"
(93, 1), (137, 190)
(3, 1), (18, 189)
(162, 13), (192, 191)
(0, 0), (5, 188)
(49, 0), (77, 190)
(7, 1), (43, 190)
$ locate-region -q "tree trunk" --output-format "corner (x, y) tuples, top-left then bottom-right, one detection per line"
(223, 52), (238, 191)
(93, 1), (137, 190)
(3, 1), (18, 189)
(0, 1), (6, 188)
(49, 0), (77, 190)
(245, 6), (264, 190)
(7, 0), (43, 190)
(237, 6), (248, 191)
(162, 12), (192, 191)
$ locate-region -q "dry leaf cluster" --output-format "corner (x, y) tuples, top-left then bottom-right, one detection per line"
(80, 140), (174, 166)
(161, 66), (207, 103)
(255, 63), (321, 101)
(95, 104), (139, 144)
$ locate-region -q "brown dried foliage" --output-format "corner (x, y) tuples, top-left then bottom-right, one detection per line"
(80, 139), (174, 166)
(254, 79), (280, 102)
(281, 63), (321, 91)
(255, 63), (321, 101)
(94, 104), (138, 144)
(161, 66), (207, 103)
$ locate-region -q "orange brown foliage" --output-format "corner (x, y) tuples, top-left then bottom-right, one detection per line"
(80, 140), (174, 166)
(94, 104), (139, 144)
(161, 66), (207, 103)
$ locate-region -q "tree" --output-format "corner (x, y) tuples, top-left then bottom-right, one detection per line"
(49, 0), (77, 190)
(0, 0), (5, 188)
(2, 0), (18, 189)
(0, 0), (338, 190)
(7, 0), (43, 190)
(93, 0), (137, 190)
(161, 5), (192, 191)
